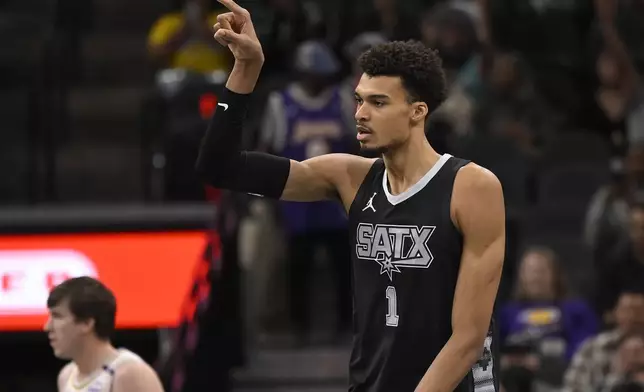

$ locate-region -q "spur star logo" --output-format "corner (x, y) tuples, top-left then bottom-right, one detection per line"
(355, 223), (435, 280)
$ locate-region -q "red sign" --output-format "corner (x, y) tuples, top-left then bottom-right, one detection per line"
(0, 232), (208, 331)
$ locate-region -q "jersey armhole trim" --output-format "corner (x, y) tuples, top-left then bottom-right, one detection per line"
(448, 160), (472, 235)
(347, 158), (383, 214)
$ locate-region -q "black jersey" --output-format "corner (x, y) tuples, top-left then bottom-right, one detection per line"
(348, 154), (499, 392)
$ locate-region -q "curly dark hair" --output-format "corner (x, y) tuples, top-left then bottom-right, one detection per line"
(357, 40), (447, 114)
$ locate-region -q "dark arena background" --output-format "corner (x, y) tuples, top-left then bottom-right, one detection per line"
(1, 0), (644, 391)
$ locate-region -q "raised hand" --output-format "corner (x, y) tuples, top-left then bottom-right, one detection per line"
(213, 0), (264, 63)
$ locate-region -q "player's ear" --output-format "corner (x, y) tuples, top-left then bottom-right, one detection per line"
(410, 102), (428, 123)
(79, 318), (95, 334)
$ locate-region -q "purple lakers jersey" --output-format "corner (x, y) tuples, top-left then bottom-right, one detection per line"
(274, 84), (351, 233)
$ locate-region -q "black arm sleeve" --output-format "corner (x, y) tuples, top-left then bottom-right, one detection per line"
(195, 87), (291, 198)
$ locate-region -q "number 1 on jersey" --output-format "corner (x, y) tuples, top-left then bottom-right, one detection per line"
(385, 286), (399, 327)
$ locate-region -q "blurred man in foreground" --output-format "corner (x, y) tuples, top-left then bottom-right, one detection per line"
(46, 277), (164, 392)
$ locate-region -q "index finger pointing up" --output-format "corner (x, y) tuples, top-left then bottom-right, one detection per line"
(217, 0), (247, 16)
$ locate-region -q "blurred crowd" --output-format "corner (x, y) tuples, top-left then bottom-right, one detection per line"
(143, 0), (644, 391)
(3, 0), (644, 390)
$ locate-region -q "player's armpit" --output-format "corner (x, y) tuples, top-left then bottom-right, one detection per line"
(112, 362), (164, 392)
(57, 363), (74, 391)
(451, 164), (505, 351)
(282, 153), (376, 209)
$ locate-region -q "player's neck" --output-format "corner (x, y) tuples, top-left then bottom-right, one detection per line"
(74, 339), (118, 377)
(382, 135), (440, 196)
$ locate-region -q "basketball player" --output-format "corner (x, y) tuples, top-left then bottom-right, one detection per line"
(45, 277), (164, 392)
(196, 0), (506, 390)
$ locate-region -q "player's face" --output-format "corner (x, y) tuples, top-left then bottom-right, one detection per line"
(518, 251), (554, 300)
(615, 294), (644, 334)
(44, 300), (91, 359)
(618, 336), (644, 373)
(354, 74), (427, 154)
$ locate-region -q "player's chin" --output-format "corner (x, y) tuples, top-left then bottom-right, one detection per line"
(50, 345), (71, 359)
(359, 141), (386, 156)
(359, 138), (380, 150)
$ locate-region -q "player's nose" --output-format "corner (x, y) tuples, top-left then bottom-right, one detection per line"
(355, 103), (369, 122)
(43, 318), (51, 332)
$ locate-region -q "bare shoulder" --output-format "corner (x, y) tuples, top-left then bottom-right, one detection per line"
(452, 163), (505, 230)
(57, 362), (74, 390)
(454, 163), (503, 196)
(113, 360), (164, 392)
(309, 153), (376, 177)
(321, 153), (378, 207)
(329, 153), (377, 186)
(286, 152), (377, 208)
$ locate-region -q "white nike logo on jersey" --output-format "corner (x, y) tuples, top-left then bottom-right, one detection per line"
(363, 192), (377, 212)
(218, 103), (229, 111)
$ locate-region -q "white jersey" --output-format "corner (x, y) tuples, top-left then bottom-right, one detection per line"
(61, 349), (143, 392)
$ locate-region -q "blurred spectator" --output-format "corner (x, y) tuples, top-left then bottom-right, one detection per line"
(350, 0), (420, 42)
(259, 41), (355, 343)
(437, 49), (559, 155)
(147, 0), (232, 73)
(420, 3), (479, 84)
(594, 204), (644, 321)
(593, 0), (644, 148)
(261, 0), (326, 75)
(486, 0), (594, 124)
(238, 195), (289, 342)
(499, 247), (598, 392)
(563, 289), (644, 392)
(260, 40), (355, 155)
(342, 32), (387, 88)
(448, 0), (483, 25)
(427, 0), (558, 149)
(428, 0), (487, 138)
(601, 334), (644, 392)
(585, 144), (644, 264)
(485, 52), (558, 151)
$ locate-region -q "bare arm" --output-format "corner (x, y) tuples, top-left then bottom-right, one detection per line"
(112, 362), (165, 392)
(195, 0), (372, 207)
(57, 363), (74, 391)
(281, 154), (375, 208)
(258, 90), (373, 205)
(415, 164), (505, 392)
(196, 65), (372, 206)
